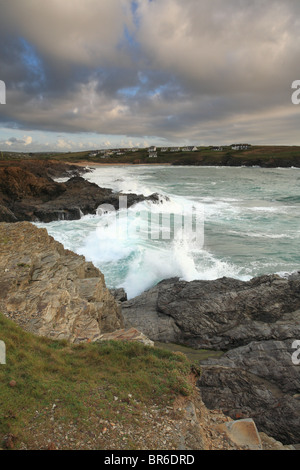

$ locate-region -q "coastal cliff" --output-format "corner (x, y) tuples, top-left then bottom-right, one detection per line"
(121, 275), (300, 445)
(0, 161), (160, 223)
(0, 222), (123, 342)
(0, 222), (295, 450)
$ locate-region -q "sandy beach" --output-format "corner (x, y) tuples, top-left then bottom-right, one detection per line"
(68, 161), (172, 168)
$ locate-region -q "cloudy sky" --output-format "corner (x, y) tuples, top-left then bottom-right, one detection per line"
(0, 0), (300, 152)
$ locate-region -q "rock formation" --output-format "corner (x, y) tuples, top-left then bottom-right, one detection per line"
(198, 345), (300, 445)
(0, 222), (123, 342)
(0, 159), (88, 179)
(97, 327), (154, 347)
(122, 275), (300, 349)
(0, 162), (160, 223)
(121, 274), (300, 444)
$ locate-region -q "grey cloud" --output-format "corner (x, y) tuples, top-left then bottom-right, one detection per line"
(0, 0), (300, 145)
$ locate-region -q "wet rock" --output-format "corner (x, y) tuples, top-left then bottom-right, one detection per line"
(0, 163), (160, 223)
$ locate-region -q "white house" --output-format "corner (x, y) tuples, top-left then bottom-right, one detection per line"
(231, 144), (251, 151)
(148, 151), (157, 158)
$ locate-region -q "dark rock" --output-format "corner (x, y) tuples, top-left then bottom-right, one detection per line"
(0, 164), (160, 223)
(198, 354), (300, 445)
(122, 274), (300, 349)
(0, 204), (18, 222)
(122, 273), (300, 445)
(122, 279), (182, 343)
(0, 159), (88, 179)
(110, 288), (128, 303)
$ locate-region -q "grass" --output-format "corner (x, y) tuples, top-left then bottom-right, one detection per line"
(0, 313), (197, 449)
(154, 342), (224, 363)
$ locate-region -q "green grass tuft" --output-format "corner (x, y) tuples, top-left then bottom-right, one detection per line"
(0, 313), (194, 449)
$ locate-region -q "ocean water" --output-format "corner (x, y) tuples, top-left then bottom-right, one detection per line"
(36, 165), (300, 299)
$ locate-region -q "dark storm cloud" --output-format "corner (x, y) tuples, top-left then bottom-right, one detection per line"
(0, 0), (300, 145)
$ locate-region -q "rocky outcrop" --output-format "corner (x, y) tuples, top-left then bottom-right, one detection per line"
(97, 327), (154, 347)
(121, 274), (300, 444)
(0, 159), (87, 180)
(0, 163), (160, 223)
(198, 354), (300, 445)
(0, 222), (123, 342)
(122, 275), (300, 349)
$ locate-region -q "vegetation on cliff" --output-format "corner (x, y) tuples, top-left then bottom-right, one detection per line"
(0, 161), (160, 222)
(0, 313), (195, 450)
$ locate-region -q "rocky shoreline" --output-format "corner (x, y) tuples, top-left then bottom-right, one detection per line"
(120, 275), (300, 445)
(0, 160), (160, 223)
(0, 160), (299, 449)
(1, 221), (299, 448)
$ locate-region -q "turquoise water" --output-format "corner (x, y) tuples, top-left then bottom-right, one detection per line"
(36, 165), (300, 298)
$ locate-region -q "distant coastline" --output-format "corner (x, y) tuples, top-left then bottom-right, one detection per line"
(68, 161), (173, 167)
(1, 144), (300, 168)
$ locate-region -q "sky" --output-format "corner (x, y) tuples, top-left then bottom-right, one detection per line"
(0, 0), (300, 152)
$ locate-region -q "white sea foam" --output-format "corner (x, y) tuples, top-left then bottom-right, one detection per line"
(77, 207), (247, 298)
(36, 165), (300, 299)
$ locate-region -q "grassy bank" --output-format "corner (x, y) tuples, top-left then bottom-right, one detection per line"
(0, 313), (198, 450)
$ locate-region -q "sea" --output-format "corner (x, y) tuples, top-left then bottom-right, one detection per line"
(35, 165), (300, 299)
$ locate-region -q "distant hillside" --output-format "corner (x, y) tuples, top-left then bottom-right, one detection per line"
(1, 145), (300, 167)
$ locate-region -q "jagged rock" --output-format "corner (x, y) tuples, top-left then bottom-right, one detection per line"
(198, 337), (300, 444)
(0, 166), (65, 201)
(122, 275), (300, 349)
(198, 361), (300, 445)
(0, 163), (160, 222)
(122, 274), (300, 445)
(110, 288), (128, 303)
(0, 204), (17, 222)
(202, 339), (300, 394)
(0, 159), (88, 180)
(97, 327), (154, 347)
(0, 222), (123, 342)
(122, 280), (182, 344)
